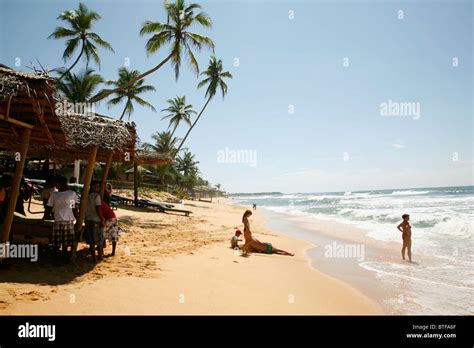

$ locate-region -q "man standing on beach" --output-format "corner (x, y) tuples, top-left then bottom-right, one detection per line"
(43, 176), (78, 262)
(397, 214), (412, 262)
(84, 181), (105, 262)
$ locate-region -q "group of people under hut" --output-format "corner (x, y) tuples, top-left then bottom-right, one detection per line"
(41, 177), (120, 263)
(0, 173), (120, 263)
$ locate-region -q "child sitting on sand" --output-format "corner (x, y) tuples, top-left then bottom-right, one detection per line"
(230, 229), (243, 249)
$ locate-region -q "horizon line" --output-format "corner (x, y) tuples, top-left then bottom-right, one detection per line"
(228, 184), (474, 196)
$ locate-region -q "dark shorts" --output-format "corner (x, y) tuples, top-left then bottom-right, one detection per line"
(263, 243), (273, 254)
(52, 221), (75, 247)
(84, 220), (104, 246)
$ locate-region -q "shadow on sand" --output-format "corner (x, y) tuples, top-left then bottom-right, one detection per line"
(0, 245), (99, 285)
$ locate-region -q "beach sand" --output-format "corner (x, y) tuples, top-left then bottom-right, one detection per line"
(0, 198), (382, 315)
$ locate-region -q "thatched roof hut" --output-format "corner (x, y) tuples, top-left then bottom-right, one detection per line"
(0, 66), (61, 149)
(0, 66), (136, 162)
(193, 185), (218, 202)
(53, 113), (136, 162)
(135, 149), (170, 166)
(0, 66), (137, 244)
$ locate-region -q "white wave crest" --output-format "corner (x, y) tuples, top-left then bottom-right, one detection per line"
(392, 190), (430, 196)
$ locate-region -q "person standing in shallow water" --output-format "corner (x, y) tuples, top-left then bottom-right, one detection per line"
(397, 214), (412, 262)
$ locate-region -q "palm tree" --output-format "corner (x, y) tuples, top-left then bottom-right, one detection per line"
(176, 151), (199, 177)
(161, 96), (195, 137)
(90, 0), (214, 102)
(55, 67), (103, 181)
(144, 131), (186, 190)
(144, 131), (181, 158)
(154, 163), (178, 191)
(49, 2), (114, 81)
(56, 68), (104, 103)
(109, 162), (125, 181)
(175, 56), (232, 155)
(105, 67), (157, 121)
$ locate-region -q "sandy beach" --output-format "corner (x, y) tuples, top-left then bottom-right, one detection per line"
(0, 198), (381, 315)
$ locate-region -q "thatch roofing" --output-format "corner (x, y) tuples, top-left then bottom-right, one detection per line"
(0, 66), (53, 101)
(193, 185), (218, 193)
(0, 66), (136, 162)
(0, 66), (62, 147)
(135, 150), (171, 166)
(56, 113), (135, 154)
(124, 166), (152, 174)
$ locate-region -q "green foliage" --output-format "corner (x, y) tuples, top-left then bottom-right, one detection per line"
(161, 96), (195, 137)
(49, 2), (114, 79)
(106, 67), (157, 120)
(175, 56), (232, 154)
(140, 0), (214, 79)
(47, 1), (224, 196)
(56, 67), (104, 102)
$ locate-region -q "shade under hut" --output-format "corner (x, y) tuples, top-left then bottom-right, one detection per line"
(0, 66), (136, 246)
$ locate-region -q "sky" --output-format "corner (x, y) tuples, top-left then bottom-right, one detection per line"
(1, 0), (473, 193)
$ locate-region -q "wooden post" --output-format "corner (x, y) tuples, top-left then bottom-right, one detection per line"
(100, 152), (113, 199)
(73, 159), (80, 182)
(1, 128), (31, 243)
(133, 160), (138, 206)
(42, 159), (49, 178)
(73, 148), (97, 257)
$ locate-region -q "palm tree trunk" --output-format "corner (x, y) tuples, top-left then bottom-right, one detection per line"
(160, 173), (166, 191)
(174, 96), (212, 158)
(57, 42), (85, 82)
(170, 123), (178, 138)
(119, 98), (130, 121)
(90, 52), (174, 103)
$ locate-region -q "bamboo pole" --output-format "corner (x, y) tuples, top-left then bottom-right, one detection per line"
(73, 147), (97, 258)
(0, 114), (34, 129)
(73, 159), (80, 182)
(133, 160), (138, 206)
(100, 152), (113, 199)
(0, 128), (31, 243)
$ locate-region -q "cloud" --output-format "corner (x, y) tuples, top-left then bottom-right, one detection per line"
(392, 143), (405, 149)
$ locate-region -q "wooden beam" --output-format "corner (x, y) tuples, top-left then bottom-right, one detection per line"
(100, 151), (113, 199)
(134, 160), (138, 206)
(73, 159), (81, 183)
(73, 147), (97, 259)
(0, 128), (31, 243)
(9, 126), (18, 138)
(30, 97), (54, 144)
(0, 114), (34, 129)
(5, 96), (12, 120)
(12, 97), (51, 106)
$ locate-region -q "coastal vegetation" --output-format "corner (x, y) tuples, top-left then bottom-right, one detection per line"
(46, 0), (231, 197)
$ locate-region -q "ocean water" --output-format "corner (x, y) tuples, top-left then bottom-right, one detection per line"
(230, 186), (474, 314)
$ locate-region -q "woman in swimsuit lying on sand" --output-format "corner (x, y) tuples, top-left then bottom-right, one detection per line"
(241, 210), (294, 256)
